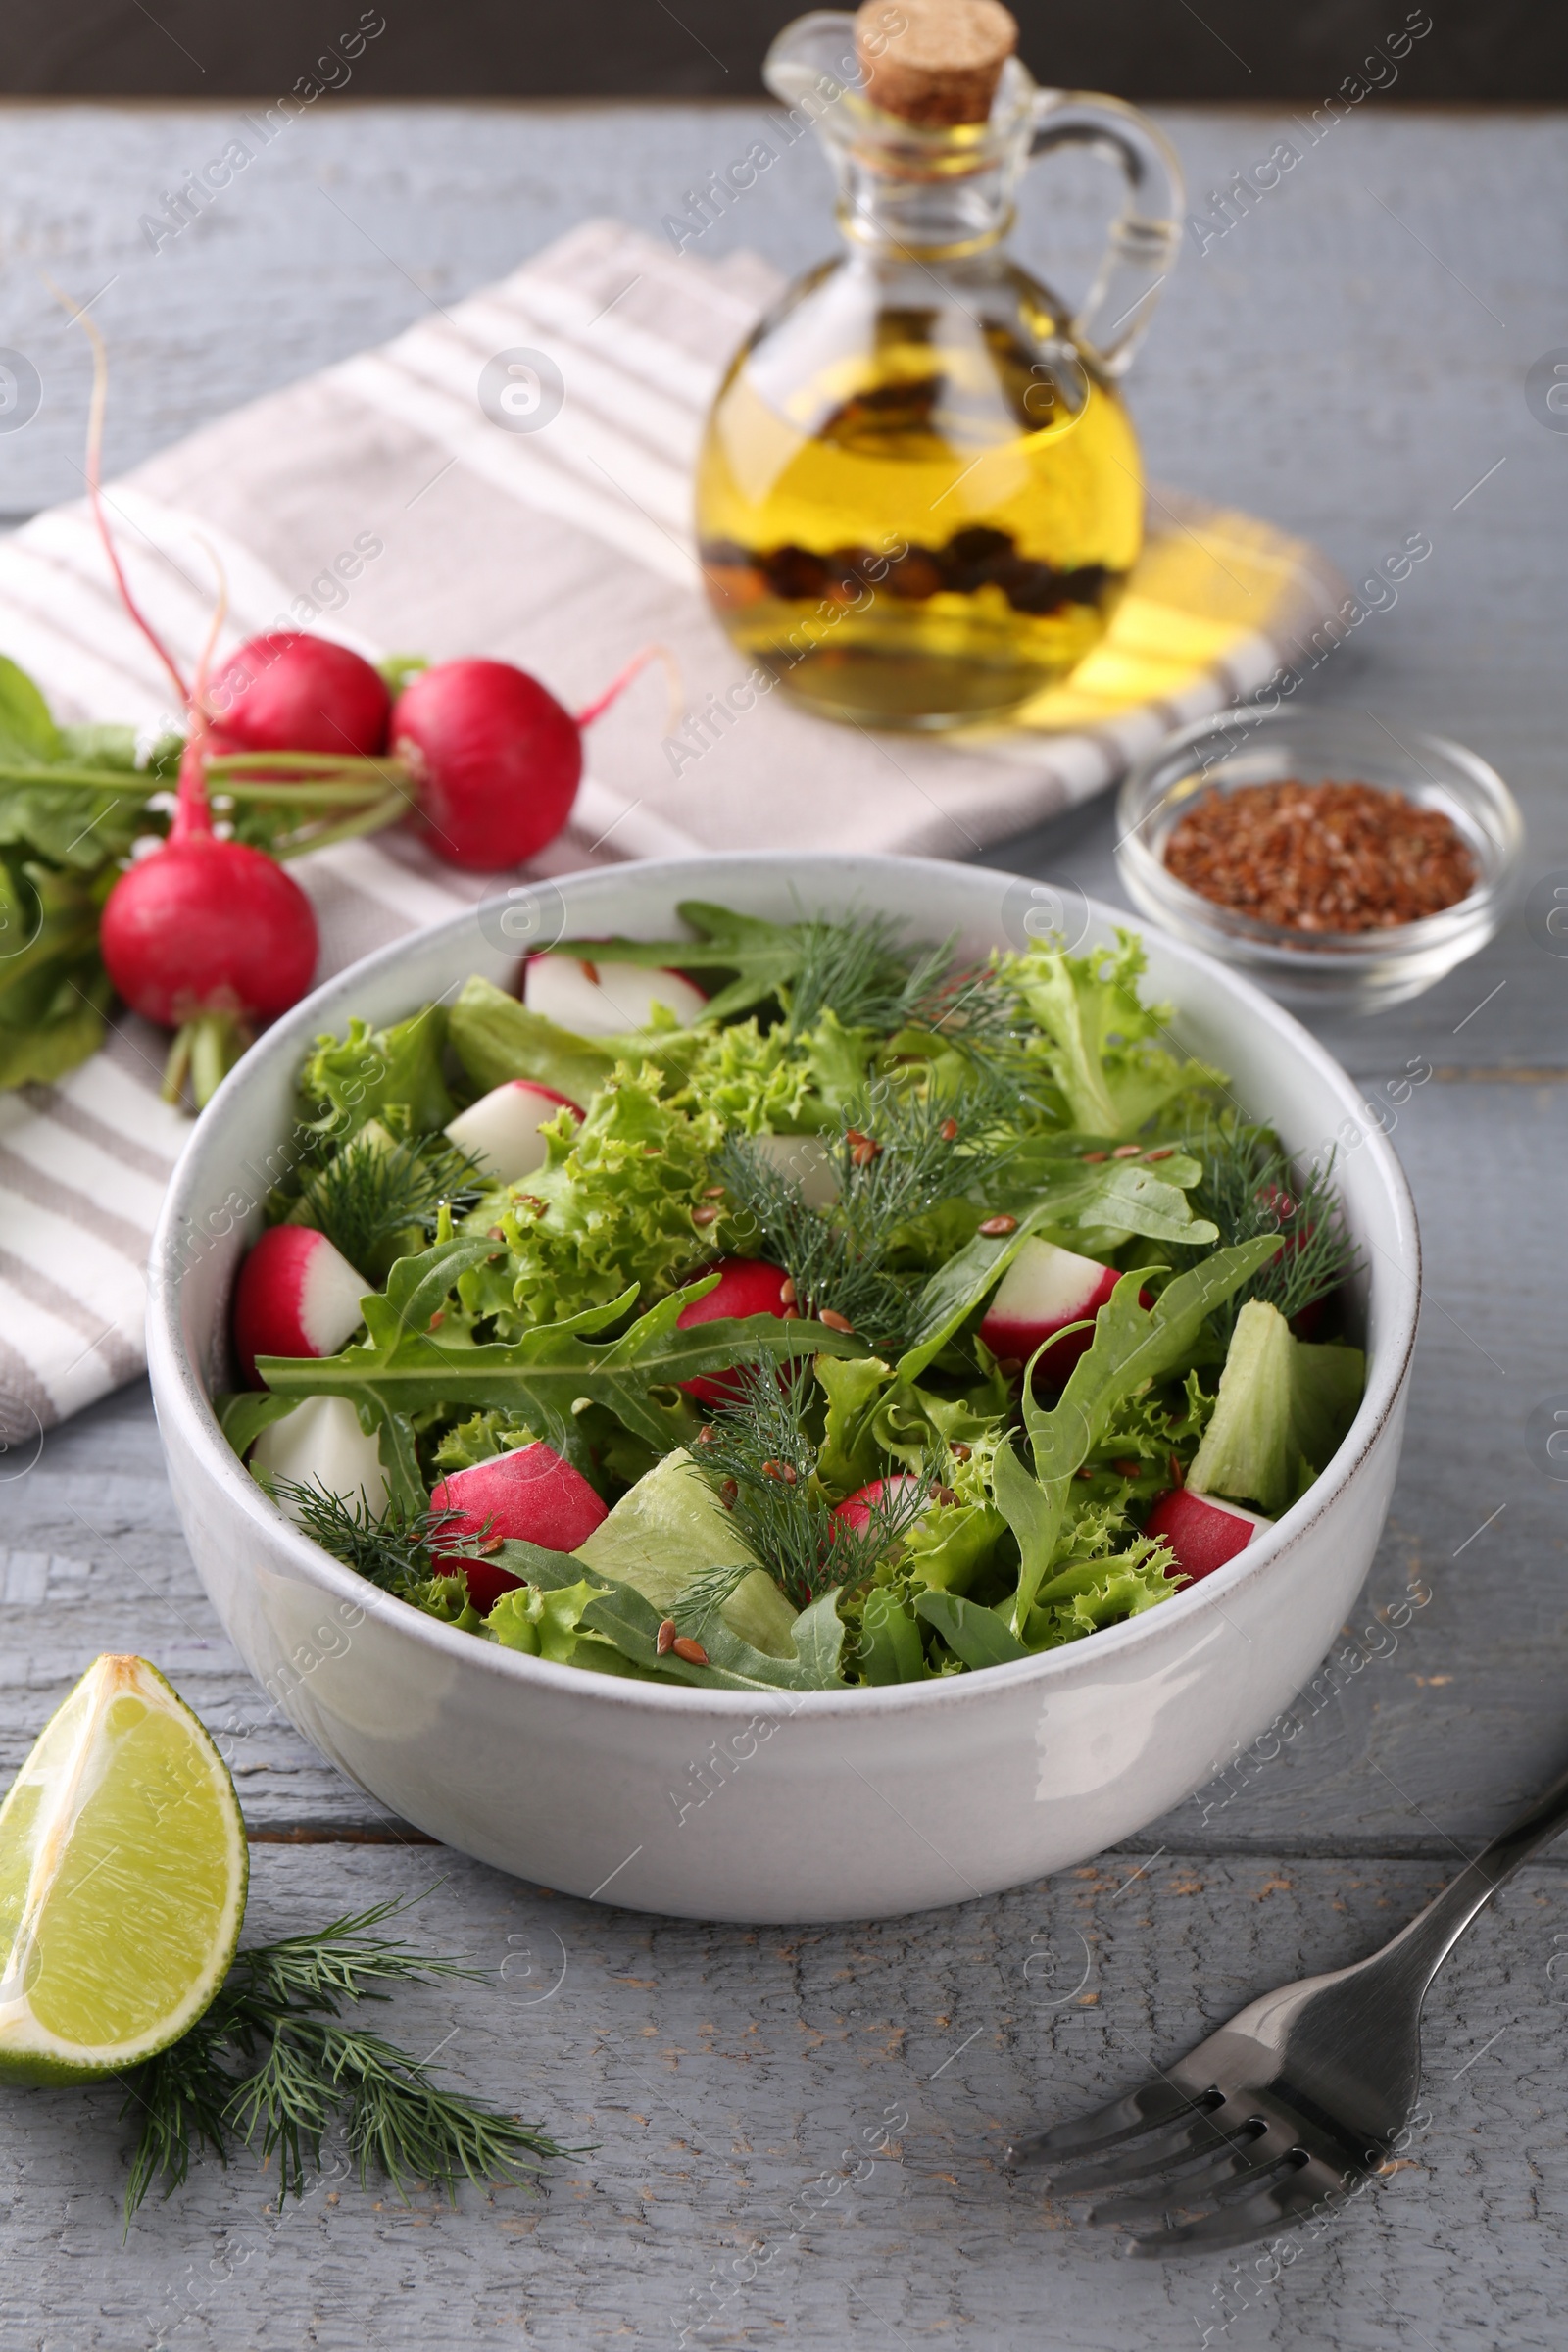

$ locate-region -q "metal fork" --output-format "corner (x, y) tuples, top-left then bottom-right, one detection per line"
(1006, 1759), (1568, 2254)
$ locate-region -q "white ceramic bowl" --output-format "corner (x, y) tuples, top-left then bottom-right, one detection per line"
(147, 855), (1418, 1925)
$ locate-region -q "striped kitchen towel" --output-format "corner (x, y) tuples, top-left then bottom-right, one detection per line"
(0, 216), (1348, 1439)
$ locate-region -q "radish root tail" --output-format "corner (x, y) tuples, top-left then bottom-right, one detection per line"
(48, 278), (191, 711)
(574, 643), (684, 738)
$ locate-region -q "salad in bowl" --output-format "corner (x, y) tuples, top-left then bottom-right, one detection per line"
(149, 854), (1415, 1922)
(218, 901), (1365, 1699)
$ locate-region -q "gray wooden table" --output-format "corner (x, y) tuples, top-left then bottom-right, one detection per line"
(3, 95), (1567, 2351)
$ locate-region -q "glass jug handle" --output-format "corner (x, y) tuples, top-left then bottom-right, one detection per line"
(1028, 93), (1185, 377)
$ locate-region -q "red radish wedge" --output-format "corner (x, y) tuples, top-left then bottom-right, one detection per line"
(429, 1443), (609, 1613)
(979, 1240), (1151, 1383)
(392, 660), (582, 871)
(252, 1395), (389, 1518)
(676, 1259), (792, 1407)
(445, 1080), (581, 1183)
(1144, 1487), (1272, 1584)
(208, 632), (391, 757)
(232, 1225), (370, 1387)
(833, 1476), (922, 1536)
(526, 953), (710, 1036)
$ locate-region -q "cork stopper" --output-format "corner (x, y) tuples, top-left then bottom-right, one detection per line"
(854, 0), (1018, 127)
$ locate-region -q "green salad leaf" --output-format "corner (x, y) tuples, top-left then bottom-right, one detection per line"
(1184, 1299), (1364, 1515)
(447, 975), (619, 1104)
(299, 1006), (454, 1142)
(456, 1062), (725, 1335)
(1004, 931), (1223, 1139)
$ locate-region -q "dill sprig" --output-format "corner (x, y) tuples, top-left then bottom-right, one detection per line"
(782, 910), (924, 1036)
(719, 1078), (1012, 1355)
(270, 1481), (480, 1593)
(905, 952), (1031, 1054)
(688, 1362), (936, 1607)
(120, 1898), (574, 2226)
(1182, 1117), (1361, 1334)
(295, 1129), (484, 1272)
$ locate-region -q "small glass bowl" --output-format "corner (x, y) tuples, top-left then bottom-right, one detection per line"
(1114, 707), (1524, 1016)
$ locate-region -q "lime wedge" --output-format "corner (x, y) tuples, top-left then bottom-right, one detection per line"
(0, 1654), (248, 2084)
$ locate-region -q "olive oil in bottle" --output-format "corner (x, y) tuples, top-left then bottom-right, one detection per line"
(693, 2), (1182, 732)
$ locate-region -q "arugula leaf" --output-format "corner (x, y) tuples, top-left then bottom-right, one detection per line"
(787, 1589), (850, 1686)
(255, 1238), (863, 1477)
(893, 1158), (1218, 1386)
(550, 901), (804, 1023)
(498, 1534), (844, 1690)
(856, 1588), (931, 1683)
(914, 1590), (1029, 1670)
(998, 1239), (1282, 1631)
(218, 1390), (304, 1457)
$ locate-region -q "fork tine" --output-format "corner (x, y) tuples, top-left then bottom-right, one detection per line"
(1043, 2109), (1250, 2198)
(1007, 2076), (1211, 2167)
(1089, 2138), (1293, 2227)
(1122, 2164), (1351, 2257)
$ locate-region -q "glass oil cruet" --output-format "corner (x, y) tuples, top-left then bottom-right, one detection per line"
(695, 0), (1185, 730)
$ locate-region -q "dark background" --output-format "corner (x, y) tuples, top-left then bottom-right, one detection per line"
(2, 1), (1562, 102)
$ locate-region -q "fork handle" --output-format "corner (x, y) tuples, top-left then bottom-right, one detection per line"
(1373, 1754), (1568, 1990)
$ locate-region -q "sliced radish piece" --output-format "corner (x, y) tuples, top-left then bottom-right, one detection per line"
(748, 1132), (841, 1211)
(253, 1395), (390, 1518)
(429, 1442), (609, 1613)
(445, 1080), (582, 1183)
(1143, 1487), (1272, 1584)
(978, 1239), (1151, 1382)
(232, 1225), (370, 1387)
(525, 954), (709, 1036)
(676, 1259), (793, 1407)
(833, 1475), (923, 1536)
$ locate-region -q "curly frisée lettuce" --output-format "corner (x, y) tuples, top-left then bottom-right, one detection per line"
(220, 905), (1366, 1691)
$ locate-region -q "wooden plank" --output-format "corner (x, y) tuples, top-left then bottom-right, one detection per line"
(0, 1843), (1560, 2347)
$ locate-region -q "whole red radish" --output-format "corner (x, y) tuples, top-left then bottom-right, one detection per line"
(393, 660), (582, 871)
(1143, 1487), (1271, 1584)
(209, 631), (391, 757)
(232, 1224), (370, 1387)
(101, 832), (317, 1104)
(100, 699), (318, 1104)
(676, 1259), (792, 1407)
(429, 1443), (609, 1612)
